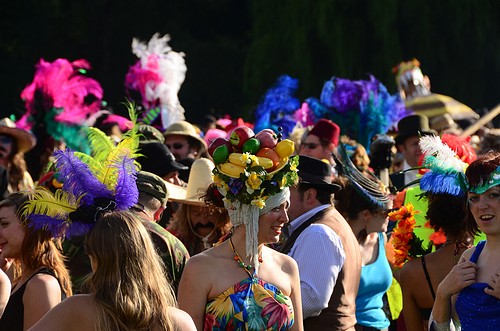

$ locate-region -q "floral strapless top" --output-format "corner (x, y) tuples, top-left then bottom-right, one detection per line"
(204, 276), (294, 331)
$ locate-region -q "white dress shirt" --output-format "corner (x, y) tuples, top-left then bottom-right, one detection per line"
(287, 204), (346, 318)
(403, 159), (419, 186)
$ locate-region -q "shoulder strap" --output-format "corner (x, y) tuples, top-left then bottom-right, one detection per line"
(280, 207), (333, 254)
(469, 240), (486, 263)
(421, 256), (436, 300)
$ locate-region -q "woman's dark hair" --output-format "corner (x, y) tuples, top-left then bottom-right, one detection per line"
(464, 151), (500, 236)
(425, 194), (467, 238)
(332, 176), (382, 220)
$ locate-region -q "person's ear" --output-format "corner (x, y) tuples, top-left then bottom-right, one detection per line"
(304, 188), (317, 203)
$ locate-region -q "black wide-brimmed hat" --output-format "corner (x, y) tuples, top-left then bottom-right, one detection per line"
(395, 114), (436, 145)
(137, 142), (188, 178)
(297, 155), (341, 193)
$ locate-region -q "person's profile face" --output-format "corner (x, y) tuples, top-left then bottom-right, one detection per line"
(0, 205), (26, 259)
(400, 136), (422, 167)
(300, 135), (331, 160)
(258, 201), (289, 244)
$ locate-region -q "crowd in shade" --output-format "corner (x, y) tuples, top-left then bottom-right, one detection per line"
(0, 33), (500, 331)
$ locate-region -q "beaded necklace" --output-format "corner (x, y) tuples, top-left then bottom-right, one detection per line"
(229, 236), (262, 271)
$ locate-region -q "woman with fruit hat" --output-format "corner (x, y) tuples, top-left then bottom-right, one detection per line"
(178, 126), (303, 331)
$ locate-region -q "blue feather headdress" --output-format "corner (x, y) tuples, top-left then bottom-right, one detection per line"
(20, 104), (140, 238)
(418, 135), (468, 197)
(253, 75), (301, 138)
(319, 75), (411, 149)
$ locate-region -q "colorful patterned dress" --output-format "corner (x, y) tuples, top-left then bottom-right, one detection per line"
(204, 271), (294, 331)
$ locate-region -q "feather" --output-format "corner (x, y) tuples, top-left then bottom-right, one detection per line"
(419, 135), (467, 172)
(21, 58), (103, 126)
(20, 188), (78, 223)
(253, 75), (300, 137)
(125, 33), (186, 130)
(85, 127), (115, 162)
(336, 144), (390, 207)
(113, 157), (139, 210)
(44, 109), (91, 154)
(54, 149), (113, 205)
(27, 214), (68, 238)
(420, 172), (467, 197)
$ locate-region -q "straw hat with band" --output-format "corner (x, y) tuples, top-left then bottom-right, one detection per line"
(163, 121), (208, 154)
(0, 118), (36, 153)
(169, 158), (214, 206)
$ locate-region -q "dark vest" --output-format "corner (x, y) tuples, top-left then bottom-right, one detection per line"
(282, 206), (362, 331)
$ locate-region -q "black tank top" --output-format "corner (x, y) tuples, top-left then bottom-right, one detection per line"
(0, 268), (65, 331)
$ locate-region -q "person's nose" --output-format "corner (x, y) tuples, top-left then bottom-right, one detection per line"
(281, 208), (289, 224)
(477, 195), (490, 209)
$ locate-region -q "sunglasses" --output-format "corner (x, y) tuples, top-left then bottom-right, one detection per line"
(300, 143), (320, 150)
(166, 143), (186, 150)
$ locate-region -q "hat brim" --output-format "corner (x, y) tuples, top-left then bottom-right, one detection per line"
(395, 130), (436, 146)
(164, 182), (187, 201)
(0, 127), (36, 153)
(164, 131), (208, 153)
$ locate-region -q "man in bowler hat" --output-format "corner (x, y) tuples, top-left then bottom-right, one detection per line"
(280, 155), (361, 330)
(390, 114), (436, 190)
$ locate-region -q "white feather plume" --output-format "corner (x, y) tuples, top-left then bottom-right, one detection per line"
(131, 33), (186, 129)
(419, 135), (466, 172)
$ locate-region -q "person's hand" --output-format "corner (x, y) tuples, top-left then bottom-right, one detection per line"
(437, 260), (477, 298)
(485, 269), (500, 299)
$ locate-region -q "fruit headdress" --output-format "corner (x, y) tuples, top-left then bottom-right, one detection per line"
(208, 125), (298, 272)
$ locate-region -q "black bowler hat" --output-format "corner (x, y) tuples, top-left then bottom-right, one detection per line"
(137, 142), (188, 178)
(297, 155), (341, 193)
(395, 114), (436, 145)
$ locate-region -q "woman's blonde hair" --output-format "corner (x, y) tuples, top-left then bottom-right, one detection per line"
(84, 210), (175, 331)
(0, 191), (72, 296)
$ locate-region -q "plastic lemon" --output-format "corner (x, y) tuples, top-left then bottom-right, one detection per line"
(275, 139), (294, 159)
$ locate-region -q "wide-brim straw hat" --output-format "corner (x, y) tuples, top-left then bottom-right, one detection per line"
(169, 158), (214, 206)
(0, 118), (36, 153)
(163, 120), (208, 154)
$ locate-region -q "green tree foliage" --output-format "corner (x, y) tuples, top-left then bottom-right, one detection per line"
(1, 0), (498, 124)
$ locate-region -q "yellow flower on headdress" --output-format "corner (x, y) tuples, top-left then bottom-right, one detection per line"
(240, 153), (252, 165)
(246, 172), (262, 191)
(251, 198), (266, 209)
(213, 174), (228, 191)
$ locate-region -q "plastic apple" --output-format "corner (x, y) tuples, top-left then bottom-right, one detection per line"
(229, 126), (255, 150)
(208, 138), (232, 158)
(255, 129), (278, 149)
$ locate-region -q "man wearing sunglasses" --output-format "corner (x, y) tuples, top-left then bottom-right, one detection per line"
(163, 121), (208, 161)
(300, 119), (340, 171)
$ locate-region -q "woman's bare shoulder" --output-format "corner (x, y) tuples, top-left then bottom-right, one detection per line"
(169, 307), (196, 331)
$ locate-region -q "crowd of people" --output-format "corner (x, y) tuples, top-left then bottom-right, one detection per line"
(0, 47), (499, 331)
